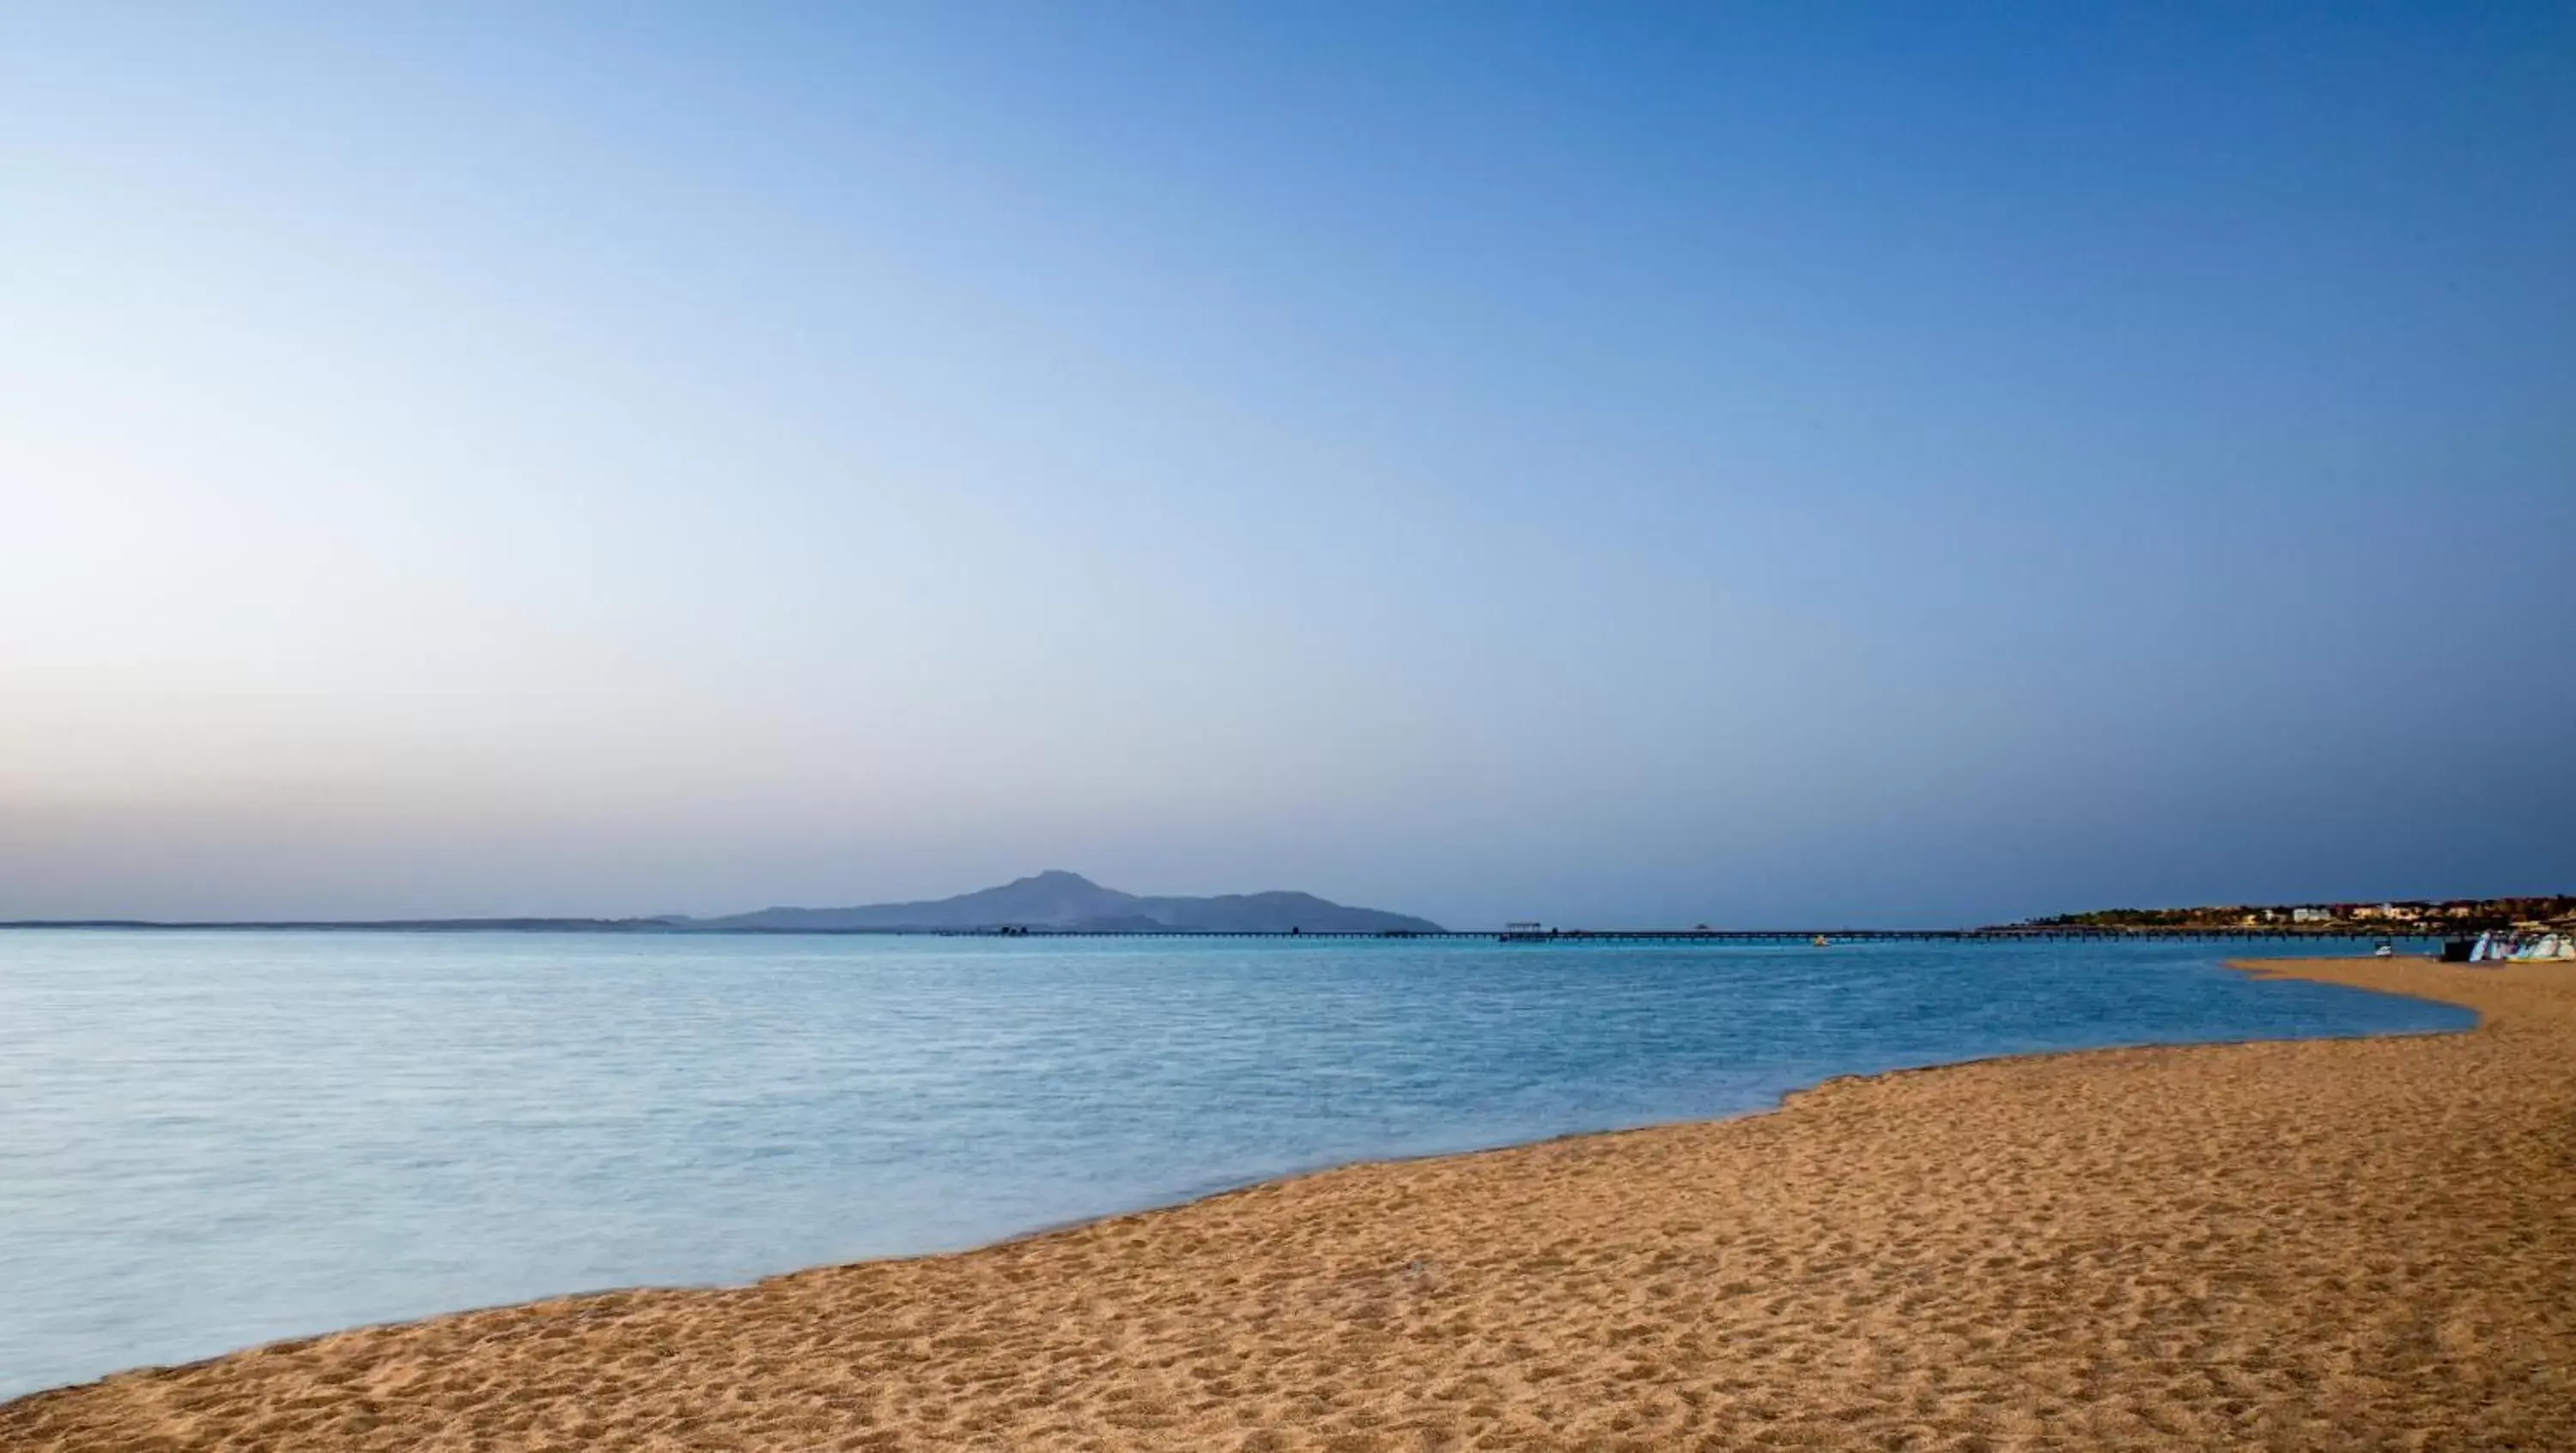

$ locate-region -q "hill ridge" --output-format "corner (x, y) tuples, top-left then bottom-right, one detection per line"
(690, 872), (1443, 934)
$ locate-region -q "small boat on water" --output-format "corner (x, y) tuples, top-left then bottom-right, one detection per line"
(2374, 942), (2395, 958)
(1811, 933), (1830, 948)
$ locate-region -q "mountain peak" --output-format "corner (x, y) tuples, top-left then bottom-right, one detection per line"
(696, 872), (1441, 933)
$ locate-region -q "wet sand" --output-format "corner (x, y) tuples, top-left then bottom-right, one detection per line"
(8, 955), (2572, 1451)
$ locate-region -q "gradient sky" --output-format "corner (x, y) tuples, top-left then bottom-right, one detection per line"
(3, 3), (2571, 928)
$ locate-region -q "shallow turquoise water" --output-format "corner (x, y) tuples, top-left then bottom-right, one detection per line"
(0, 931), (2465, 1397)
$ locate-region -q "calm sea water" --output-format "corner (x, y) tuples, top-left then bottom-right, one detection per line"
(0, 931), (2466, 1398)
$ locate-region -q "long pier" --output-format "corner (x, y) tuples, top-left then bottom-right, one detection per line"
(0, 921), (2450, 944)
(975, 927), (2441, 943)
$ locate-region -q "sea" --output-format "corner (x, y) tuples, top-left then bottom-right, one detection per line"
(0, 930), (2468, 1399)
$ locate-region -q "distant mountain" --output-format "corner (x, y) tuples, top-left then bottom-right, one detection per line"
(690, 870), (1443, 933)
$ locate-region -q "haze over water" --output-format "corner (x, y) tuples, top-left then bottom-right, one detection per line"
(0, 931), (2469, 1398)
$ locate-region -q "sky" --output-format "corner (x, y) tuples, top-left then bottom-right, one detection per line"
(3, 3), (2571, 929)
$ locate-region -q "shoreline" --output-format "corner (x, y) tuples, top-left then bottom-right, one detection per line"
(9, 955), (2571, 1450)
(5, 955), (2474, 1389)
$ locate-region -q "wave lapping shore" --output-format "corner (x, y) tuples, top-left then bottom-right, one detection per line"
(8, 957), (2572, 1451)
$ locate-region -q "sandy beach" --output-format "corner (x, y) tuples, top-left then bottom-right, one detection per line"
(7, 954), (2570, 1451)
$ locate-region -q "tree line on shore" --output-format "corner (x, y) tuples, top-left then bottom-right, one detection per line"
(2026, 897), (2575, 933)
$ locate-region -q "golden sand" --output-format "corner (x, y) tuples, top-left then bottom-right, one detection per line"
(7, 956), (2572, 1451)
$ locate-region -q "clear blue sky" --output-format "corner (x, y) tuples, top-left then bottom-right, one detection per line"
(3, 3), (2570, 927)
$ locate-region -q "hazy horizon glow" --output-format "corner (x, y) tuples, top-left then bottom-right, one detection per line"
(5, 3), (2572, 928)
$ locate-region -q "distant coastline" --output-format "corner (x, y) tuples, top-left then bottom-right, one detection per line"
(9, 886), (2561, 939)
(2022, 895), (2575, 938)
(0, 919), (2458, 941)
